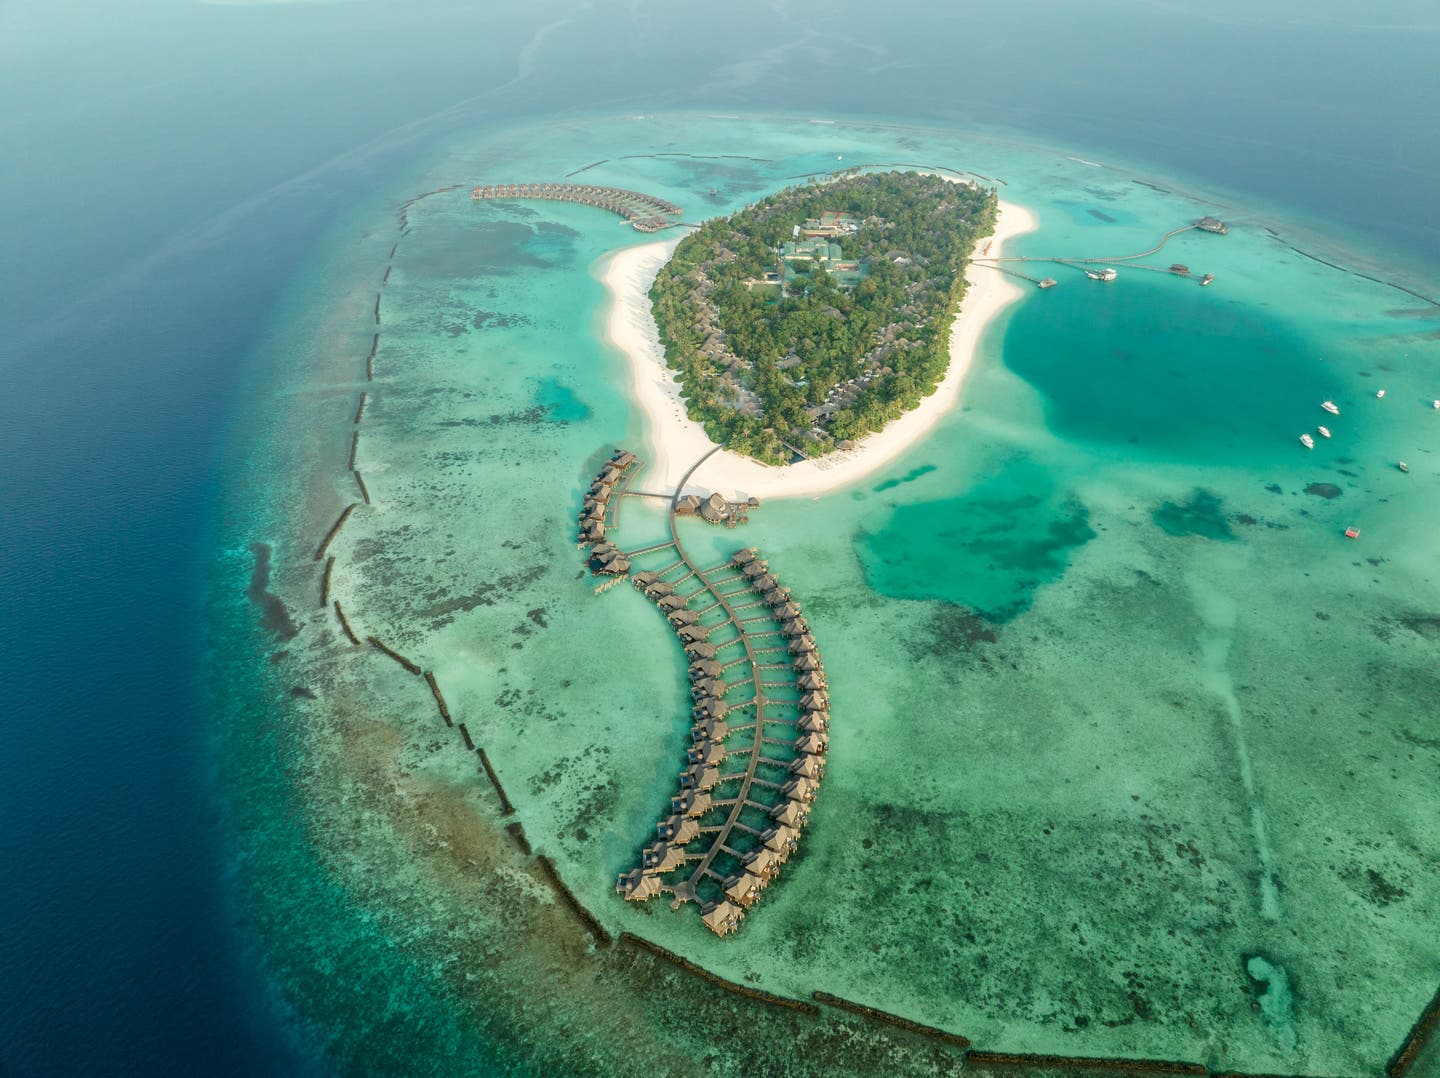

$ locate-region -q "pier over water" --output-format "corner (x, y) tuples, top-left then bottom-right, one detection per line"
(471, 182), (683, 232)
(579, 448), (827, 936)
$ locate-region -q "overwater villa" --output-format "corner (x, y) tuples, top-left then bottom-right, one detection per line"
(780, 776), (818, 803)
(616, 868), (663, 902)
(672, 789), (712, 818)
(693, 698), (727, 720)
(797, 711), (829, 733)
(700, 900), (742, 937)
(590, 479), (828, 935)
(658, 814), (701, 843)
(642, 841), (687, 874)
(724, 873), (765, 909)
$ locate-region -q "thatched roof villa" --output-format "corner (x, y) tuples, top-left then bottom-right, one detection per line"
(692, 698), (727, 720)
(790, 755), (824, 780)
(658, 814), (700, 843)
(642, 841), (687, 874)
(724, 872), (766, 909)
(771, 800), (809, 827)
(693, 717), (730, 741)
(671, 789), (712, 817)
(780, 776), (818, 804)
(794, 732), (828, 755)
(687, 741), (726, 767)
(762, 824), (799, 855)
(701, 900), (742, 936)
(616, 868), (662, 902)
(680, 764), (720, 791)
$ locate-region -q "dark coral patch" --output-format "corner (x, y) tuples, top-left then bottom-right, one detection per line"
(1152, 490), (1235, 541)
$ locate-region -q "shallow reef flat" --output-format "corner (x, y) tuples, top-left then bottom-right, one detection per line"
(213, 113), (1440, 1076)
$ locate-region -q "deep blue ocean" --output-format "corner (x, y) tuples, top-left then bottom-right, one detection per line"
(1, 1), (1436, 1072)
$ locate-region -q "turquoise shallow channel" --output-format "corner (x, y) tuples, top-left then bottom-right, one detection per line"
(211, 112), (1440, 1076)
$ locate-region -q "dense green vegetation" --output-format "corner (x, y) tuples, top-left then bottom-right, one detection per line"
(650, 171), (997, 464)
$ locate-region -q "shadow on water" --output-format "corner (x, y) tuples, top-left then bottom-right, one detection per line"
(854, 457), (1095, 622)
(1000, 274), (1348, 461)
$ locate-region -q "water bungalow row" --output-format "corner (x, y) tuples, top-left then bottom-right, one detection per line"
(614, 546), (830, 936)
(470, 182), (683, 232)
(578, 448), (641, 546)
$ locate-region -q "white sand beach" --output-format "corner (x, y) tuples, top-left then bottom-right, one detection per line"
(596, 198), (1037, 501)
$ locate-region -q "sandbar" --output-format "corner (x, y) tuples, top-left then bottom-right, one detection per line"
(596, 198), (1037, 500)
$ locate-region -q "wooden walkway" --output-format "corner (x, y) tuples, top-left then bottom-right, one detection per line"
(580, 447), (828, 935)
(665, 451), (770, 901)
(971, 223), (1212, 279)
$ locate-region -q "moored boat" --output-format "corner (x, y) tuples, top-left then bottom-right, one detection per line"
(1317, 425), (1332, 438)
(1398, 461), (1409, 473)
(1321, 400), (1340, 415)
(1376, 389), (1386, 398)
(1299, 433), (1315, 449)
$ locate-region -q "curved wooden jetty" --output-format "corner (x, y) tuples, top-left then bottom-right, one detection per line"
(578, 447), (827, 936)
(471, 182), (682, 232)
(971, 222), (1222, 283)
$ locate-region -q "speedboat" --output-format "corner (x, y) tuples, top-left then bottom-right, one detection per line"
(1376, 389), (1386, 398)
(1317, 426), (1332, 438)
(1321, 400), (1340, 415)
(1299, 433), (1315, 449)
(1433, 400), (1439, 410)
(1398, 461), (1410, 473)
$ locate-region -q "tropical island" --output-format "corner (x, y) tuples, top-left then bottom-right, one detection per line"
(649, 171), (998, 464)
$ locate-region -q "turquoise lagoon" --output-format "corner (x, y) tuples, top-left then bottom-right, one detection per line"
(212, 113), (1440, 1076)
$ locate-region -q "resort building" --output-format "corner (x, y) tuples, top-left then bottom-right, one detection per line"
(777, 237), (870, 290)
(799, 210), (862, 238)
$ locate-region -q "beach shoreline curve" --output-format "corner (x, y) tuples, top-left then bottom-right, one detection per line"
(596, 198), (1037, 500)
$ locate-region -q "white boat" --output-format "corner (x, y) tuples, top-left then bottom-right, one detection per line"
(1299, 433), (1315, 449)
(1433, 400), (1439, 410)
(1398, 461), (1410, 473)
(1321, 400), (1340, 415)
(1085, 268), (1118, 282)
(1376, 389), (1386, 398)
(1317, 426), (1332, 438)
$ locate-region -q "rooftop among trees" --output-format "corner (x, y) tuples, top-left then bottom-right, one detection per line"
(650, 171), (998, 464)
